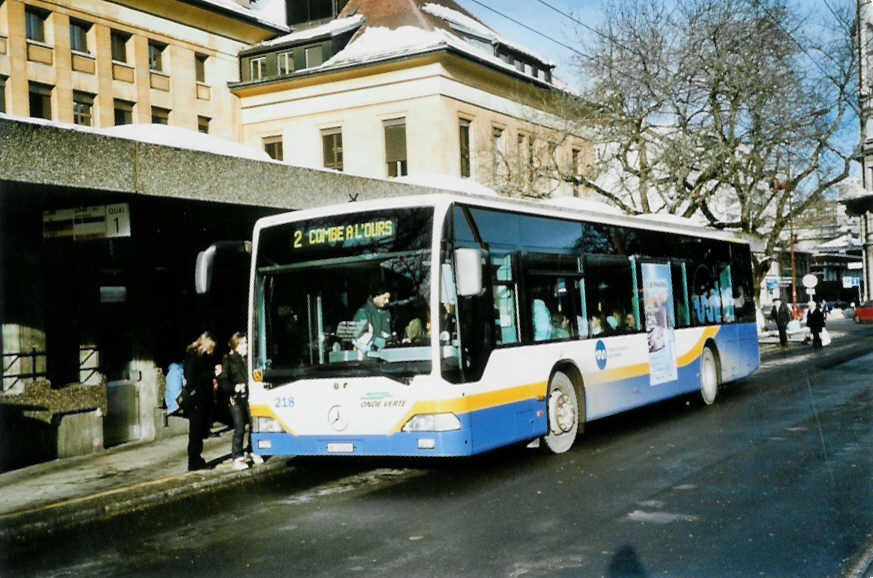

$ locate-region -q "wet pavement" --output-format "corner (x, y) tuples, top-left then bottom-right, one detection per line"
(0, 317), (871, 575)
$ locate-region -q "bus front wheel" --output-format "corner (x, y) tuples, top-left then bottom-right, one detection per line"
(700, 345), (720, 405)
(541, 370), (580, 454)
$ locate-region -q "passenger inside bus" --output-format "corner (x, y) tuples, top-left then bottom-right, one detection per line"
(532, 298), (552, 341)
(551, 313), (571, 338)
(402, 317), (428, 344)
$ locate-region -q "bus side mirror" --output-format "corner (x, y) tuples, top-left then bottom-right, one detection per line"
(454, 248), (483, 297)
(195, 241), (252, 294)
(195, 245), (217, 295)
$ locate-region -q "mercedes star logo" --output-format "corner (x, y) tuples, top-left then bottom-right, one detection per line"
(327, 405), (348, 431)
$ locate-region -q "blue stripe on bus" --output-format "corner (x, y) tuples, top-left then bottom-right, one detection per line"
(256, 322), (759, 457)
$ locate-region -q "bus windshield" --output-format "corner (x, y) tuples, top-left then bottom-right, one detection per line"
(252, 207), (434, 383)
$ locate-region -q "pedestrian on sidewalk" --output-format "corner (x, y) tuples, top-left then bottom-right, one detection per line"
(183, 331), (221, 471)
(771, 298), (791, 348)
(220, 331), (263, 471)
(806, 301), (826, 350)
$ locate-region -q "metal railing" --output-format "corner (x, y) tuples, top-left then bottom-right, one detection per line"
(1, 348), (46, 391)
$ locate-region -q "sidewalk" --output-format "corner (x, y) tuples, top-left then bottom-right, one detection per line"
(0, 424), (289, 541)
(0, 322), (870, 550)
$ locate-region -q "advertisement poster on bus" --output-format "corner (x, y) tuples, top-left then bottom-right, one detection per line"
(642, 263), (678, 386)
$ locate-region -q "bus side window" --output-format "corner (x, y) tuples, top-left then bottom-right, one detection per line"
(672, 262), (690, 328)
(584, 254), (635, 337)
(491, 253), (518, 345)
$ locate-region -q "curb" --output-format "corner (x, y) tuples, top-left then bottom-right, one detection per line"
(0, 457), (290, 542)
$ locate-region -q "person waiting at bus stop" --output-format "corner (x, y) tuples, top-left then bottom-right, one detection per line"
(806, 301), (825, 350)
(771, 297), (791, 348)
(354, 287), (392, 351)
(220, 332), (264, 471)
(182, 331), (220, 471)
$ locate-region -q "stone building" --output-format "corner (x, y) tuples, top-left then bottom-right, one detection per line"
(0, 0), (588, 469)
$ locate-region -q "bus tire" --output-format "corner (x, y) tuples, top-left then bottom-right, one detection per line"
(700, 345), (720, 406)
(541, 369), (581, 454)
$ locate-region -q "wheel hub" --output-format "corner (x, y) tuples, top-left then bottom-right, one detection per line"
(549, 389), (575, 434)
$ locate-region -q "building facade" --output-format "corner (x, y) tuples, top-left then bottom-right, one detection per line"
(232, 0), (591, 197)
(0, 0), (285, 138)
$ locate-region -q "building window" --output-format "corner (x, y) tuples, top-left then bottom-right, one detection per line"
(114, 99), (134, 125)
(305, 45), (323, 68)
(322, 128), (343, 171)
(149, 41), (166, 72)
(26, 7), (48, 43)
(263, 136), (283, 161)
(195, 53), (207, 83)
(73, 91), (94, 126)
(250, 57), (265, 81)
(459, 119), (471, 178)
(28, 82), (52, 120)
(151, 106), (169, 125)
(384, 118), (407, 177)
(70, 19), (91, 53)
(111, 30), (130, 62)
(0, 77), (6, 114)
(278, 51), (295, 75)
(198, 116), (210, 134)
(492, 126), (506, 183)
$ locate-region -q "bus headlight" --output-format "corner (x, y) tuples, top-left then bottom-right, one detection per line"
(401, 413), (461, 432)
(253, 416), (284, 433)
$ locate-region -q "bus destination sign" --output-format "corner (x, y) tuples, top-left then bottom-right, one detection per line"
(292, 219), (394, 249)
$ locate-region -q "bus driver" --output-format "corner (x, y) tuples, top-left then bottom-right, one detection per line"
(354, 288), (392, 352)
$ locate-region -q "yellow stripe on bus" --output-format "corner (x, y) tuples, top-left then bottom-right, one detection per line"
(388, 381), (546, 434)
(249, 403), (295, 434)
(676, 326), (720, 366)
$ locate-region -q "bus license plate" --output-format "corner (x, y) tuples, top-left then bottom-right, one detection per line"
(327, 442), (354, 453)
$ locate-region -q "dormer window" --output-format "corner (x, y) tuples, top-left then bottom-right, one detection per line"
(250, 56), (265, 81)
(278, 51), (295, 75)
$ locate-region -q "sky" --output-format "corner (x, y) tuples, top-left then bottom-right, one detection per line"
(455, 0), (860, 177)
(455, 0), (601, 85)
(456, 0), (836, 86)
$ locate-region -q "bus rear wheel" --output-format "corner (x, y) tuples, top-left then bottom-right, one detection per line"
(541, 369), (580, 454)
(700, 345), (720, 405)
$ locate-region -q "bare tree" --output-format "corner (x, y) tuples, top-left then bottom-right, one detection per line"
(567, 0), (857, 294)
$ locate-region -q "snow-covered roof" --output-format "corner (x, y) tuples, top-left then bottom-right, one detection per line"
(101, 124), (272, 161)
(1, 113), (272, 162)
(196, 0), (288, 32)
(817, 233), (860, 250)
(241, 1), (555, 88)
(319, 24), (553, 87)
(421, 3), (552, 66)
(247, 14), (365, 51)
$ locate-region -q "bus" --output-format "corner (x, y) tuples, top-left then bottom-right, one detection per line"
(239, 193), (759, 457)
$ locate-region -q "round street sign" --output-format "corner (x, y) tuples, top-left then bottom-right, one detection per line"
(802, 274), (818, 288)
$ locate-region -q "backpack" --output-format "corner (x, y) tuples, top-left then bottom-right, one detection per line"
(165, 362), (186, 414)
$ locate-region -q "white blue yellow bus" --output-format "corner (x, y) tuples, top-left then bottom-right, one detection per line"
(244, 193), (759, 456)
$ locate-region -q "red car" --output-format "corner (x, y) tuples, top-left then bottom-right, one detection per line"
(853, 301), (873, 323)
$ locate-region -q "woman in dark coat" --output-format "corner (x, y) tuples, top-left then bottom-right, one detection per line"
(221, 332), (263, 470)
(183, 331), (219, 471)
(806, 301), (825, 350)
